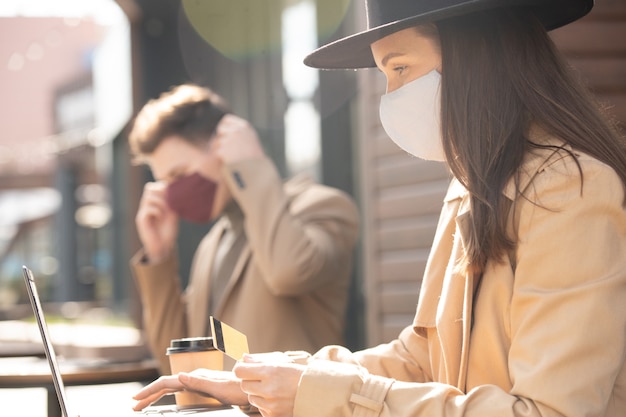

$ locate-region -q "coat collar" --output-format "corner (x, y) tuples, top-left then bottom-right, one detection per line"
(414, 180), (474, 387)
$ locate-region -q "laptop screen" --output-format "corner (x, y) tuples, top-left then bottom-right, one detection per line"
(22, 265), (72, 417)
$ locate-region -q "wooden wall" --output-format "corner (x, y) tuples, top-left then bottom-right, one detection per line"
(356, 1), (626, 346)
(355, 69), (451, 345)
(551, 0), (626, 129)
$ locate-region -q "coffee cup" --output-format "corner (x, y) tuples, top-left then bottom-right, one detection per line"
(166, 337), (224, 408)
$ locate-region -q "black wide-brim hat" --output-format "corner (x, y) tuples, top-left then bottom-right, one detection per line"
(304, 0), (594, 69)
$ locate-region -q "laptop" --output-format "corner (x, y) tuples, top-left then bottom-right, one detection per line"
(22, 265), (238, 417)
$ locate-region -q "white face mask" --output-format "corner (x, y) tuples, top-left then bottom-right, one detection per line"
(379, 69), (445, 162)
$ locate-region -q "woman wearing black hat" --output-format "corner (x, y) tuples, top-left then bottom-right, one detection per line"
(134, 1), (626, 416)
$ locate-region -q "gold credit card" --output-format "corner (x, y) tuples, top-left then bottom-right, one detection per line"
(209, 316), (249, 361)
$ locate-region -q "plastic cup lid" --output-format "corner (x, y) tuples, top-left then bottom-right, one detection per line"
(166, 337), (215, 354)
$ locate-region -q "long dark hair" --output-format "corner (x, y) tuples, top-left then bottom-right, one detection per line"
(435, 8), (626, 273)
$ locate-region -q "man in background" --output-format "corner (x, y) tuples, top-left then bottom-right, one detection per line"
(128, 84), (360, 374)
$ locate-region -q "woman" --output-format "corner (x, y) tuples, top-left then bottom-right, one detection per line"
(133, 1), (626, 416)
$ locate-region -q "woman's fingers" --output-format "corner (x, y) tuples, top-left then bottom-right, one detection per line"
(132, 375), (183, 411)
(132, 388), (177, 411)
(133, 374), (183, 399)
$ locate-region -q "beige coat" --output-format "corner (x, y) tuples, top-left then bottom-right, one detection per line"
(294, 139), (626, 417)
(132, 157), (359, 374)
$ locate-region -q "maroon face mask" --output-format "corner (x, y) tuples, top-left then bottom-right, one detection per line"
(165, 172), (218, 224)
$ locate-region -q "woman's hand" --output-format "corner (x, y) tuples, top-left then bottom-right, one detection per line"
(234, 353), (306, 417)
(132, 369), (248, 411)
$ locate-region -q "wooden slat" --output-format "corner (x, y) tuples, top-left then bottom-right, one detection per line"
(551, 21), (626, 55)
(378, 248), (430, 283)
(380, 283), (421, 314)
(373, 133), (407, 158)
(376, 180), (449, 219)
(377, 215), (439, 251)
(376, 156), (450, 188)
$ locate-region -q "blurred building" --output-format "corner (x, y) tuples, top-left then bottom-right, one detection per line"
(0, 14), (113, 314)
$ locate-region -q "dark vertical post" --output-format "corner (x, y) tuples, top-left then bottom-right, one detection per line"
(54, 161), (78, 302)
(315, 0), (365, 350)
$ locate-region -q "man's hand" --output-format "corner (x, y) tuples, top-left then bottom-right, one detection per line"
(233, 353), (305, 417)
(135, 181), (179, 264)
(132, 369), (249, 411)
(212, 114), (265, 164)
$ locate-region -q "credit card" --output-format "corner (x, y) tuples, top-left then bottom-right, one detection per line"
(209, 316), (249, 361)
